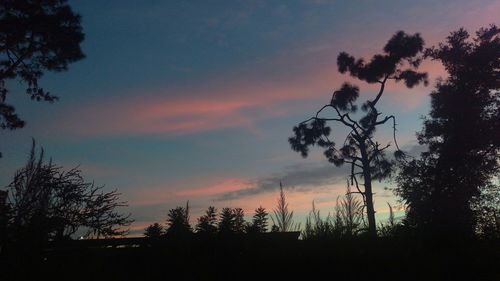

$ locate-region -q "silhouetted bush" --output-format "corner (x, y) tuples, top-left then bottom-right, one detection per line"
(271, 182), (300, 232)
(144, 223), (164, 238)
(4, 141), (132, 245)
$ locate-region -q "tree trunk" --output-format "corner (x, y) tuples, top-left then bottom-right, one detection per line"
(363, 170), (377, 237)
(359, 142), (377, 237)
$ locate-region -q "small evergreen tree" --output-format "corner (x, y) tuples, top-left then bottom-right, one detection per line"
(196, 206), (218, 235)
(218, 207), (236, 234)
(165, 201), (192, 237)
(233, 208), (246, 234)
(144, 223), (163, 238)
(248, 206), (268, 233)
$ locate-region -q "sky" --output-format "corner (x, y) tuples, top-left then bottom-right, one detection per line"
(1, 0), (498, 236)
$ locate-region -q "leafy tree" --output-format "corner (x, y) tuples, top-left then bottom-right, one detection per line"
(196, 206), (218, 235)
(247, 206), (268, 233)
(289, 31), (427, 237)
(4, 141), (132, 242)
(271, 182), (300, 232)
(471, 183), (500, 238)
(0, 0), (85, 133)
(218, 207), (235, 234)
(396, 25), (500, 237)
(144, 223), (164, 238)
(165, 202), (192, 237)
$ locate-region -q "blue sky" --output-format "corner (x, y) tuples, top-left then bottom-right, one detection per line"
(1, 0), (498, 235)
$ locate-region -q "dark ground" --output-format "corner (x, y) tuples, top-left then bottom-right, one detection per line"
(1, 235), (499, 281)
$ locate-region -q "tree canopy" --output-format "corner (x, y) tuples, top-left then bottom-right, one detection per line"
(0, 0), (84, 132)
(396, 25), (500, 237)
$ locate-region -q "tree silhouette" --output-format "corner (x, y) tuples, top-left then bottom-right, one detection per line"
(289, 31), (427, 237)
(218, 207), (236, 234)
(271, 182), (300, 232)
(165, 202), (192, 237)
(144, 223), (164, 238)
(196, 206), (218, 235)
(0, 0), (85, 134)
(4, 141), (132, 242)
(396, 25), (500, 237)
(247, 206), (268, 233)
(233, 208), (246, 234)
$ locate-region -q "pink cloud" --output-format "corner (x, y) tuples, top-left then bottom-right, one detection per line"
(54, 16), (493, 139)
(127, 177), (252, 207)
(53, 56), (438, 138)
(174, 178), (250, 197)
(51, 62), (340, 137)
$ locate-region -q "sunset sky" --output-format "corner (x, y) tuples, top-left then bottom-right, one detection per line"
(1, 0), (498, 235)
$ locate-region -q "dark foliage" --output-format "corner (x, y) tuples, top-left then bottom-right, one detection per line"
(0, 0), (85, 133)
(270, 183), (299, 232)
(289, 31), (427, 236)
(0, 190), (9, 246)
(471, 182), (500, 238)
(218, 207), (246, 234)
(246, 206), (268, 234)
(233, 207), (246, 234)
(195, 206), (218, 235)
(218, 207), (236, 234)
(396, 25), (500, 237)
(302, 184), (365, 240)
(3, 141), (132, 244)
(165, 202), (192, 237)
(144, 223), (164, 238)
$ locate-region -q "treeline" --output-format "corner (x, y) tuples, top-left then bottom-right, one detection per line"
(143, 183), (404, 241)
(143, 185), (297, 239)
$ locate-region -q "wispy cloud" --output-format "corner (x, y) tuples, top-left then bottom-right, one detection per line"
(217, 162), (349, 201)
(50, 53), (436, 139)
